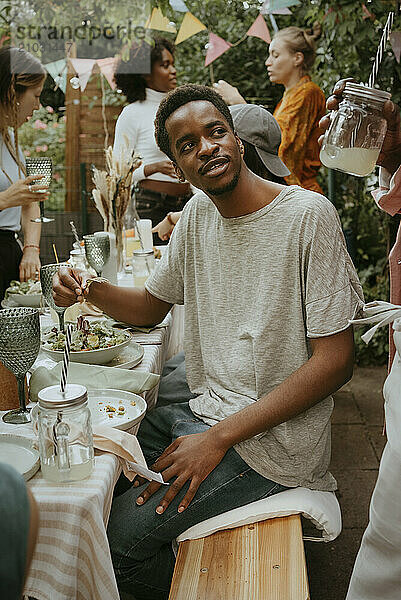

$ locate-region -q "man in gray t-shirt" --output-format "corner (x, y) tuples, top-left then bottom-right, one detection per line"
(54, 85), (363, 599)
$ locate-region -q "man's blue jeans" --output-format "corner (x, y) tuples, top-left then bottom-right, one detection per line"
(107, 402), (287, 600)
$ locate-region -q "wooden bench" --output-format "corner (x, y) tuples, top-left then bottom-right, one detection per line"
(169, 514), (309, 600)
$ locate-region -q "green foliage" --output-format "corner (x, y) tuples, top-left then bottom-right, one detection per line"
(18, 105), (66, 211)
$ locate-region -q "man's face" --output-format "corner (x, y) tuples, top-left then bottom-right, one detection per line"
(166, 100), (242, 196)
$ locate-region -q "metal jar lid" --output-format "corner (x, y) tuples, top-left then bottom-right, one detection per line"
(133, 249), (154, 256)
(344, 82), (391, 104)
(38, 384), (88, 409)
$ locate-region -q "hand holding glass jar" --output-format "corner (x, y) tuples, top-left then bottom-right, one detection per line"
(319, 79), (401, 177)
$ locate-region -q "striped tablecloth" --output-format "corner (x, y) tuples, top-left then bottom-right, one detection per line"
(0, 307), (180, 600)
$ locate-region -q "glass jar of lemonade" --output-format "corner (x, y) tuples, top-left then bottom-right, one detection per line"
(37, 384), (94, 483)
(320, 83), (391, 177)
(132, 249), (155, 287)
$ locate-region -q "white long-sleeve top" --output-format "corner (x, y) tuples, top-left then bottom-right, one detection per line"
(113, 88), (177, 184)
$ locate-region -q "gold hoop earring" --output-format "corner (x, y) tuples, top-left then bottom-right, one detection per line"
(239, 141), (244, 156)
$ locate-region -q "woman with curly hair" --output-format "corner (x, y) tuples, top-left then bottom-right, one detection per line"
(113, 37), (192, 241)
(0, 46), (49, 300)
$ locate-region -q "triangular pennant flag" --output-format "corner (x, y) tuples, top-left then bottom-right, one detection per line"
(169, 0), (188, 12)
(205, 32), (232, 67)
(260, 0), (300, 13)
(97, 57), (117, 90)
(246, 14), (271, 44)
(390, 31), (401, 63)
(145, 7), (176, 33)
(362, 3), (375, 20)
(175, 12), (207, 45)
(44, 59), (67, 93)
(69, 58), (96, 92)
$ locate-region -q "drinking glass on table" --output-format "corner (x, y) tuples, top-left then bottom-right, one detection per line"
(26, 157), (54, 223)
(83, 234), (110, 277)
(0, 307), (40, 424)
(40, 263), (69, 332)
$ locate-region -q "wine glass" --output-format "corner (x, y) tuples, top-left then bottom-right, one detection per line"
(40, 263), (69, 332)
(0, 307), (40, 424)
(84, 234), (110, 277)
(26, 157), (54, 223)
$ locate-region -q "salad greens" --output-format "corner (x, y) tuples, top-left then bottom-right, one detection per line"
(5, 279), (41, 297)
(42, 321), (130, 352)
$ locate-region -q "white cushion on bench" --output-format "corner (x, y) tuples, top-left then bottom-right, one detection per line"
(177, 487), (341, 543)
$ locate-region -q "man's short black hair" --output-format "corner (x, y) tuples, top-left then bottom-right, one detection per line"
(154, 84), (234, 161)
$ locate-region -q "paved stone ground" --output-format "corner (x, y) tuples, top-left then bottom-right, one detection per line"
(305, 365), (388, 600)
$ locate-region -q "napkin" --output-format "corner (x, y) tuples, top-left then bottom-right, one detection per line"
(64, 301), (103, 322)
(29, 362), (159, 403)
(30, 415), (165, 484)
(93, 425), (165, 484)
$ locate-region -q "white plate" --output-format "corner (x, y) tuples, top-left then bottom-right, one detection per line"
(0, 434), (40, 481)
(105, 340), (144, 368)
(41, 330), (132, 365)
(88, 389), (147, 430)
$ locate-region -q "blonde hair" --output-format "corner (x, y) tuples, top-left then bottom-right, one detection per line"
(0, 47), (46, 176)
(273, 23), (322, 74)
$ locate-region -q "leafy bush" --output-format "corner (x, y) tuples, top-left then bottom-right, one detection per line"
(18, 106), (66, 211)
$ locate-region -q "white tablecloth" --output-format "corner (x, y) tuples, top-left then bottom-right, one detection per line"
(0, 290), (181, 600)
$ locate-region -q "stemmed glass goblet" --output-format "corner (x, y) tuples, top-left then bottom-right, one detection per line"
(26, 157), (54, 223)
(84, 234), (110, 277)
(40, 263), (69, 332)
(0, 307), (40, 424)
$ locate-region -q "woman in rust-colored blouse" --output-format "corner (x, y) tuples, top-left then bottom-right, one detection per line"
(215, 24), (326, 193)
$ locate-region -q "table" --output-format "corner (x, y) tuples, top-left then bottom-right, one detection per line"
(0, 284), (184, 600)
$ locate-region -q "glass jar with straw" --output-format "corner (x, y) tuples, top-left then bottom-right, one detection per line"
(37, 324), (94, 482)
(320, 11), (394, 177)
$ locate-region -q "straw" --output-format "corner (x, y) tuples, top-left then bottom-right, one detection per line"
(368, 12), (394, 88)
(60, 324), (73, 394)
(52, 243), (59, 264)
(69, 220), (81, 247)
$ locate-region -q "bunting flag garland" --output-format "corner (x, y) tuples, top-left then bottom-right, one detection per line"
(169, 0), (189, 12)
(246, 13), (271, 44)
(44, 58), (67, 93)
(69, 58), (96, 92)
(205, 32), (232, 67)
(145, 7), (177, 33)
(362, 3), (375, 20)
(260, 0), (300, 13)
(175, 12), (207, 45)
(390, 31), (401, 63)
(97, 57), (117, 90)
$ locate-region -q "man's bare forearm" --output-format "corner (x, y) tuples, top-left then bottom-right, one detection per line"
(87, 281), (172, 326)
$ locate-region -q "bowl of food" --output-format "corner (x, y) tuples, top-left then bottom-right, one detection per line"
(5, 279), (42, 308)
(41, 320), (132, 365)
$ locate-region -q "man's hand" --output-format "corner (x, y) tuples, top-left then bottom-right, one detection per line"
(135, 429), (229, 514)
(52, 266), (91, 306)
(213, 80), (246, 106)
(319, 78), (401, 175)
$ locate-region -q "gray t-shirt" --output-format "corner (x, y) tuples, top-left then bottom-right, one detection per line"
(0, 132), (24, 232)
(146, 186), (364, 491)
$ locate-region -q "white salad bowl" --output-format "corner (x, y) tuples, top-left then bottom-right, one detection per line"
(6, 291), (42, 308)
(41, 330), (132, 365)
